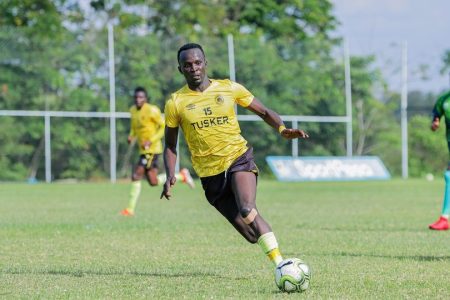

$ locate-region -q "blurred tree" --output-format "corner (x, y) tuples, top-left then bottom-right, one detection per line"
(84, 0), (343, 176)
(0, 0), (408, 180)
(0, 0), (69, 180)
(408, 90), (436, 118)
(409, 115), (447, 176)
(98, 0), (339, 41)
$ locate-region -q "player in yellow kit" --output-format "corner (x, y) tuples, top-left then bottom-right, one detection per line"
(160, 44), (309, 271)
(120, 87), (194, 217)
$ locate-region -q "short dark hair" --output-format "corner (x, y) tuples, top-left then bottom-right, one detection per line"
(177, 43), (205, 62)
(134, 86), (147, 97)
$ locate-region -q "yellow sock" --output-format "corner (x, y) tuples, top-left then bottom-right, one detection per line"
(127, 181), (141, 212)
(267, 248), (282, 264)
(257, 232), (283, 266)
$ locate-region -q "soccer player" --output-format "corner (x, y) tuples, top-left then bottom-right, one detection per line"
(428, 90), (450, 230)
(120, 87), (195, 217)
(160, 43), (309, 269)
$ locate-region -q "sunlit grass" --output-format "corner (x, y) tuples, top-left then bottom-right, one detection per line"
(1, 179), (449, 298)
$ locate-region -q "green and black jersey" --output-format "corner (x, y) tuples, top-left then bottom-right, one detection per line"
(432, 90), (450, 141)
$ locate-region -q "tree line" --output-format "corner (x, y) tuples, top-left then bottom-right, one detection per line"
(0, 0), (449, 181)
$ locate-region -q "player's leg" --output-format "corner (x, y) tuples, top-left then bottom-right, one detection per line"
(179, 168), (195, 188)
(230, 171), (283, 266)
(442, 166), (450, 219)
(151, 170), (195, 187)
(145, 167), (159, 186)
(200, 172), (257, 242)
(213, 195), (258, 243)
(121, 158), (145, 216)
(144, 154), (159, 186)
(429, 162), (450, 230)
(153, 170), (195, 188)
(230, 171), (271, 234)
(143, 154), (168, 186)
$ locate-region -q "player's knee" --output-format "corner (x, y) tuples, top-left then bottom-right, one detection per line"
(444, 171), (450, 182)
(240, 207), (258, 225)
(148, 180), (158, 186)
(240, 207), (252, 218)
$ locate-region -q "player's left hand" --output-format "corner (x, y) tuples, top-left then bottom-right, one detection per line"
(160, 176), (176, 200)
(280, 128), (309, 139)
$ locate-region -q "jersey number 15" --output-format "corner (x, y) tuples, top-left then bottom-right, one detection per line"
(203, 107), (212, 116)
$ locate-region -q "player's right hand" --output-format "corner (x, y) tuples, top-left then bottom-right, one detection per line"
(127, 136), (133, 144)
(431, 119), (440, 131)
(160, 176), (177, 200)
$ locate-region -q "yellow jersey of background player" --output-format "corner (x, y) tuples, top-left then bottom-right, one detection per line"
(120, 86), (194, 217)
(129, 99), (164, 155)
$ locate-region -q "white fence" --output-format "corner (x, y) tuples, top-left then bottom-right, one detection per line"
(0, 110), (350, 182)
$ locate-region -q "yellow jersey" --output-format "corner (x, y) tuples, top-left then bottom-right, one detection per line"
(129, 102), (165, 154)
(164, 79), (254, 177)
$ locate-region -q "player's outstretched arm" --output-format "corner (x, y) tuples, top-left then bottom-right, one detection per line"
(245, 97), (309, 139)
(160, 126), (179, 200)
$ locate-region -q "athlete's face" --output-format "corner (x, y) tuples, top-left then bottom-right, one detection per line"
(134, 91), (147, 108)
(178, 48), (207, 87)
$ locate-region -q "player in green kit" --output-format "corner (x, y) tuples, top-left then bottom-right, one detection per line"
(428, 90), (450, 230)
(160, 43), (309, 273)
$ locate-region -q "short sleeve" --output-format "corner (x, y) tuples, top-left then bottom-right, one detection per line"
(164, 98), (179, 128)
(432, 92), (450, 119)
(231, 81), (254, 107)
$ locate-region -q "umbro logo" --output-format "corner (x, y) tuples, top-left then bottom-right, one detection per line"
(186, 103), (196, 110)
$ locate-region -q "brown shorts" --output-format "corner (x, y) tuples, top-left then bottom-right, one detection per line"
(138, 153), (159, 170)
(200, 147), (258, 206)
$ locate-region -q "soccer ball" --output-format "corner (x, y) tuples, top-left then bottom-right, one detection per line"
(275, 258), (311, 293)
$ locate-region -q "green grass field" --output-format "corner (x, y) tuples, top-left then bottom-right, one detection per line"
(1, 179), (450, 299)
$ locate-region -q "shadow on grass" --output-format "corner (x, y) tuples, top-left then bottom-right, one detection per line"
(316, 252), (450, 262)
(1, 268), (246, 279)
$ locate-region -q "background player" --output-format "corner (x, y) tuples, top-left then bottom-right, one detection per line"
(121, 87), (194, 216)
(160, 43), (309, 271)
(428, 90), (450, 230)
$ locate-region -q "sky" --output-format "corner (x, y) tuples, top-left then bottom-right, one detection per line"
(332, 0), (450, 94)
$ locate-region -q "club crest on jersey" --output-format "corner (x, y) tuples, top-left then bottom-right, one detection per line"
(215, 95), (225, 105)
(186, 103), (196, 110)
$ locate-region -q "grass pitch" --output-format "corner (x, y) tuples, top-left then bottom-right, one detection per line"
(1, 179), (450, 299)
